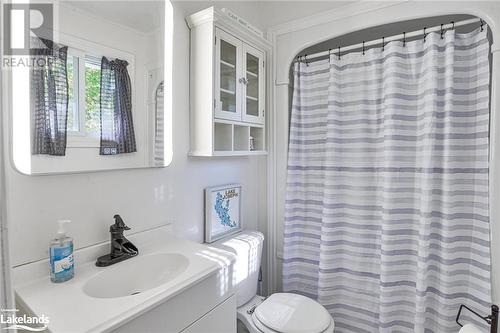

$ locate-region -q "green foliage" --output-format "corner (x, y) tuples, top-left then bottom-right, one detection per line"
(85, 65), (101, 134)
(66, 59), (101, 135)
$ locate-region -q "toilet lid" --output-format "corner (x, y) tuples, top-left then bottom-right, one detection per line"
(254, 293), (332, 333)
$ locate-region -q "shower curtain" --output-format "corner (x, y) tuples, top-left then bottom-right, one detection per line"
(283, 27), (491, 333)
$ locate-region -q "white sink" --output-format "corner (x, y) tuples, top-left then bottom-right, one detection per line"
(83, 253), (189, 298)
(15, 227), (236, 333)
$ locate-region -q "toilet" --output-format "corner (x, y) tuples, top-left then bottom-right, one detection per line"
(211, 231), (335, 333)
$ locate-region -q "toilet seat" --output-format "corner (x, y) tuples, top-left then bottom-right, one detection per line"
(251, 315), (335, 333)
(249, 293), (334, 333)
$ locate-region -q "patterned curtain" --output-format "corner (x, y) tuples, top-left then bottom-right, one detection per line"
(31, 38), (68, 156)
(100, 57), (136, 155)
(283, 27), (491, 332)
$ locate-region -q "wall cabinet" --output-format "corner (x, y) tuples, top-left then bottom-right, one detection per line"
(187, 7), (271, 156)
(215, 28), (265, 125)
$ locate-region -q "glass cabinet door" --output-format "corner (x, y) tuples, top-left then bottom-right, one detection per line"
(214, 28), (242, 121)
(242, 44), (265, 124)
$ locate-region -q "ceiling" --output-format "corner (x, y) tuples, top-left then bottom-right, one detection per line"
(65, 1), (165, 33)
(64, 1), (355, 34)
(176, 1), (355, 30)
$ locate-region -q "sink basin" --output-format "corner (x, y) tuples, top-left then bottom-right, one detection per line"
(83, 253), (189, 298)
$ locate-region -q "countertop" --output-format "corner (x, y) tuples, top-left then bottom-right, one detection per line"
(14, 225), (236, 333)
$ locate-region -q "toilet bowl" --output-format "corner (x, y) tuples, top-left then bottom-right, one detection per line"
(211, 231), (335, 333)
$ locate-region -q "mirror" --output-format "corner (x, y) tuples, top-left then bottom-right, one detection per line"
(5, 0), (172, 174)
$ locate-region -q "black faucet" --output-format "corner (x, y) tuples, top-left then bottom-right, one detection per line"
(96, 215), (138, 267)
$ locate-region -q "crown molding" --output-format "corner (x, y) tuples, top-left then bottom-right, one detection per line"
(186, 6), (272, 51)
(185, 6), (216, 29)
(267, 1), (408, 37)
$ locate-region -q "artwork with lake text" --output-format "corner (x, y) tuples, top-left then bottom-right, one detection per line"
(205, 184), (242, 243)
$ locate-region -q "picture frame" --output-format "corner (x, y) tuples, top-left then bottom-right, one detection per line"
(205, 184), (242, 243)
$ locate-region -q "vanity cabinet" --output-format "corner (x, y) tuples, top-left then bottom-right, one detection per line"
(187, 7), (271, 156)
(182, 295), (236, 333)
(111, 270), (236, 333)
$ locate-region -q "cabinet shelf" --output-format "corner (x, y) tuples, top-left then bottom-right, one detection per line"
(246, 70), (258, 78)
(208, 121), (266, 156)
(220, 88), (235, 95)
(221, 60), (236, 68)
(212, 150), (267, 156)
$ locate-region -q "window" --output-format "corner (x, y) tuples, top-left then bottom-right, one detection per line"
(66, 49), (102, 138)
(84, 56), (101, 134)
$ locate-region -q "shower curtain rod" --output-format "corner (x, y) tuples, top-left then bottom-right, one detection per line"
(296, 17), (483, 63)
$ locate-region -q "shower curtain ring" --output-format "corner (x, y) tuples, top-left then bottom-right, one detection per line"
(329, 49), (332, 62)
(480, 19), (484, 31)
(362, 41), (365, 55)
(441, 24), (444, 39)
(305, 54), (309, 66)
(338, 46), (341, 60)
(423, 27), (427, 43)
(382, 37), (385, 51)
(451, 21), (455, 30)
(403, 32), (406, 47)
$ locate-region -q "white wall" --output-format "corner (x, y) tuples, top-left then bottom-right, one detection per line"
(4, 2), (268, 294)
(269, 1), (500, 303)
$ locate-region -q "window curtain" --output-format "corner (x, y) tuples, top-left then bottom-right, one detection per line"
(31, 38), (69, 156)
(100, 57), (136, 155)
(283, 27), (491, 332)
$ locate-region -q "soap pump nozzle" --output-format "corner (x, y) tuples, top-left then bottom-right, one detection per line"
(56, 219), (71, 239)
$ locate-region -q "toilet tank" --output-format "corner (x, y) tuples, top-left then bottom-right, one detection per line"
(210, 231), (264, 307)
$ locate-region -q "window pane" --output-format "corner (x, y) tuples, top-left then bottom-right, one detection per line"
(66, 56), (79, 131)
(85, 57), (101, 134)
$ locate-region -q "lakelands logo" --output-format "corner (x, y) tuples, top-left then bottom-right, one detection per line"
(1, 308), (49, 331)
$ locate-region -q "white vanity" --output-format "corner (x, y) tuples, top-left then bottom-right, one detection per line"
(14, 226), (237, 332)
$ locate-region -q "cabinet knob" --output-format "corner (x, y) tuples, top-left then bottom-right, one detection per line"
(239, 77), (248, 85)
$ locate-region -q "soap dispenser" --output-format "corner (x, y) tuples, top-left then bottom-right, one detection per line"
(49, 220), (74, 283)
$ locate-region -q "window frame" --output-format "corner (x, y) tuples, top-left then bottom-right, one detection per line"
(59, 34), (135, 148)
(66, 48), (86, 136)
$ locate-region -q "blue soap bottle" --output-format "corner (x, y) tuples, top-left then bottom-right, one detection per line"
(49, 220), (74, 283)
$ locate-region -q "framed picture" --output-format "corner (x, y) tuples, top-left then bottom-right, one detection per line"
(205, 184), (242, 243)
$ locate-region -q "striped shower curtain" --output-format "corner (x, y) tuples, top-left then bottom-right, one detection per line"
(283, 27), (491, 333)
